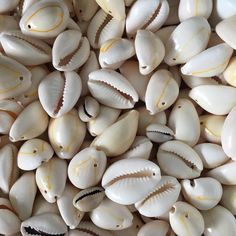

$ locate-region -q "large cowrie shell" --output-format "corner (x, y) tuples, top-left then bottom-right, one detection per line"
(90, 198), (133, 230)
(164, 16), (211, 66)
(87, 9), (125, 49)
(0, 15), (19, 31)
(126, 0), (169, 38)
(0, 0), (19, 13)
(17, 138), (54, 171)
(21, 213), (68, 236)
(181, 43), (233, 77)
(0, 54), (31, 100)
(102, 159), (161, 205)
(0, 30), (52, 66)
(135, 30), (165, 75)
(73, 187), (105, 212)
(221, 185), (236, 215)
(36, 157), (67, 203)
(9, 101), (48, 142)
(169, 201), (204, 236)
(9, 172), (37, 220)
(145, 69), (179, 114)
(38, 70), (82, 118)
(68, 147), (107, 189)
(135, 176), (180, 217)
(181, 177), (222, 211)
(52, 30), (90, 71)
(99, 38), (135, 70)
(223, 56), (236, 87)
(88, 69), (138, 109)
(19, 0), (70, 38)
(168, 98), (200, 146)
(157, 140), (203, 179)
(91, 110), (139, 156)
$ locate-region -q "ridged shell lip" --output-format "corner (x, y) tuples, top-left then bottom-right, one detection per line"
(22, 226), (66, 236)
(74, 188), (104, 204)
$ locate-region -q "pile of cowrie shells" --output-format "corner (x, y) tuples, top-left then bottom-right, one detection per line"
(2, 0), (236, 235)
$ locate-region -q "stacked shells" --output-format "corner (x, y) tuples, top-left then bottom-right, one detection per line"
(1, 0), (236, 235)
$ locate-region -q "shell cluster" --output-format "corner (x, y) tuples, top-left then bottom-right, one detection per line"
(1, 0), (236, 235)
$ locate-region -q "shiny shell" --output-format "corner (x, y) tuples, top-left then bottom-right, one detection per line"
(223, 56), (236, 87)
(221, 185), (236, 215)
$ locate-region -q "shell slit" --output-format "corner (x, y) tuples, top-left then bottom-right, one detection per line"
(23, 226), (65, 236)
(83, 104), (92, 118)
(147, 130), (173, 137)
(75, 189), (103, 203)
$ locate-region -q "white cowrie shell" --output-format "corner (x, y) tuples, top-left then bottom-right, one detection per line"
(202, 205), (236, 236)
(102, 159), (161, 205)
(18, 0), (39, 16)
(17, 138), (54, 171)
(68, 147), (107, 189)
(20, 0), (70, 38)
(53, 30), (90, 71)
(145, 69), (179, 114)
(38, 71), (82, 118)
(164, 16), (211, 66)
(99, 38), (135, 70)
(0, 15), (19, 31)
(221, 185), (236, 215)
(223, 56), (236, 87)
(135, 176), (180, 217)
(126, 0), (169, 38)
(36, 157), (67, 203)
(181, 43), (233, 77)
(9, 101), (48, 142)
(87, 9), (125, 49)
(88, 69), (138, 109)
(168, 98), (200, 146)
(9, 172), (37, 220)
(135, 30), (165, 75)
(91, 110), (139, 156)
(90, 198), (133, 230)
(157, 140), (203, 179)
(181, 177), (222, 210)
(0, 0), (19, 13)
(169, 201), (204, 236)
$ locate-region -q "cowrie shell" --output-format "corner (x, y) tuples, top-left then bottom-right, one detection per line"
(135, 176), (180, 217)
(19, 0), (70, 38)
(0, 15), (19, 32)
(52, 30), (90, 71)
(223, 56), (236, 87)
(102, 159), (161, 205)
(221, 185), (236, 215)
(88, 69), (138, 109)
(38, 70), (82, 118)
(0, 0), (19, 13)
(17, 0), (39, 16)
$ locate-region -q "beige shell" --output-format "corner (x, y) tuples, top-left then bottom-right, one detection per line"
(221, 185), (236, 215)
(223, 56), (236, 87)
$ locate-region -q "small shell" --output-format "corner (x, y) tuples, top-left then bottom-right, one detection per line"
(102, 159), (161, 205)
(0, 15), (19, 32)
(135, 30), (165, 75)
(145, 69), (179, 114)
(36, 157), (67, 203)
(73, 187), (105, 212)
(19, 0), (70, 38)
(0, 0), (19, 13)
(221, 185), (236, 215)
(223, 56), (236, 87)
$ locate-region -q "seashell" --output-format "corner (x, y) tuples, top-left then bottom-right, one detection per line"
(135, 176), (181, 217)
(181, 177), (222, 210)
(87, 9), (125, 49)
(169, 201), (204, 236)
(99, 38), (135, 70)
(52, 30), (90, 71)
(66, 18), (81, 31)
(18, 0), (39, 16)
(168, 98), (200, 146)
(164, 16), (211, 66)
(38, 70), (82, 118)
(9, 172), (37, 220)
(57, 184), (84, 229)
(194, 143), (229, 169)
(17, 138), (54, 171)
(73, 187), (105, 212)
(145, 69), (179, 114)
(88, 69), (138, 109)
(0, 15), (19, 32)
(19, 0), (70, 38)
(146, 123), (174, 143)
(202, 205), (236, 236)
(91, 110), (139, 156)
(0, 54), (31, 100)
(68, 147), (107, 189)
(181, 43), (233, 77)
(223, 56), (236, 87)
(21, 213), (68, 236)
(90, 198), (133, 230)
(157, 140), (203, 179)
(155, 25), (176, 46)
(126, 0), (169, 38)
(9, 101), (49, 142)
(0, 30), (52, 66)
(135, 30), (165, 75)
(36, 157), (67, 203)
(0, 0), (20, 13)
(48, 109), (86, 159)
(221, 185), (236, 215)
